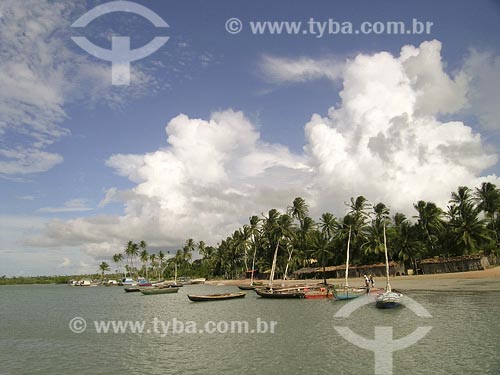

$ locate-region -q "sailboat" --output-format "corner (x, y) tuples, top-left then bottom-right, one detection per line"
(333, 226), (366, 300)
(375, 223), (403, 309)
(255, 236), (305, 299)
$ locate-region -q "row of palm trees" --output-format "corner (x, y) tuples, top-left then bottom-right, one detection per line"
(99, 182), (500, 281)
(97, 239), (198, 281)
(196, 182), (500, 280)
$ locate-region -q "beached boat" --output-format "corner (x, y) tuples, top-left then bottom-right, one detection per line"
(140, 286), (179, 295)
(255, 287), (305, 299)
(187, 292), (246, 302)
(255, 236), (306, 299)
(137, 278), (152, 287)
(375, 224), (403, 309)
(304, 285), (333, 299)
(333, 226), (367, 300)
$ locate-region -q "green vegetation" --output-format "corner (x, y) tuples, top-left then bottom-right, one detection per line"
(6, 183), (498, 285)
(108, 182), (500, 281)
(0, 275), (93, 285)
(190, 182), (500, 279)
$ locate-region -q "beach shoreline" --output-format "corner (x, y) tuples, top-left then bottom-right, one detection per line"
(206, 266), (500, 291)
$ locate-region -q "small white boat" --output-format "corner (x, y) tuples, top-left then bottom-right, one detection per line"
(376, 224), (403, 309)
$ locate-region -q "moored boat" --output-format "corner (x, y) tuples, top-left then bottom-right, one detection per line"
(124, 287), (141, 293)
(303, 285), (333, 299)
(255, 287), (305, 299)
(187, 292), (246, 302)
(333, 287), (367, 300)
(333, 226), (366, 301)
(140, 286), (179, 295)
(237, 284), (256, 290)
(237, 282), (263, 290)
(375, 223), (403, 309)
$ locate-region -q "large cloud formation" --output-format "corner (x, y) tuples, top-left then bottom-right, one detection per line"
(28, 40), (500, 258)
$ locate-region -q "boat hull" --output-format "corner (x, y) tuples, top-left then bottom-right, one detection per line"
(187, 292), (246, 302)
(333, 287), (367, 300)
(375, 291), (403, 308)
(304, 286), (333, 299)
(140, 287), (179, 295)
(124, 287), (141, 293)
(255, 288), (305, 299)
(237, 285), (256, 290)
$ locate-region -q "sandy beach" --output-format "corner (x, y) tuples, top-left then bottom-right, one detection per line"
(207, 266), (500, 292)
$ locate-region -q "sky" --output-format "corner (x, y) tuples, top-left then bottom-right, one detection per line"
(1, 0), (500, 276)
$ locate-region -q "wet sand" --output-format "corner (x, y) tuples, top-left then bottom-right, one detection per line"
(207, 266), (500, 292)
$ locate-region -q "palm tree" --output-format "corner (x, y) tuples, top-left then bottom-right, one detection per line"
(320, 212), (338, 241)
(183, 239), (195, 263)
(247, 215), (260, 284)
(392, 213), (424, 273)
(112, 253), (123, 277)
(348, 196), (371, 219)
(99, 262), (110, 282)
(343, 198), (370, 263)
(474, 182), (500, 249)
(413, 201), (444, 255)
(124, 241), (134, 276)
(264, 211), (294, 285)
(140, 248), (149, 279)
(363, 202), (391, 258)
(309, 231), (334, 285)
(158, 251), (166, 279)
(447, 201), (492, 254)
(149, 253), (157, 280)
(373, 202), (390, 221)
(288, 197), (309, 228)
(450, 186), (472, 208)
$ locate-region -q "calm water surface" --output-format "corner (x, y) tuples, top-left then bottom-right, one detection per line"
(1, 284), (499, 375)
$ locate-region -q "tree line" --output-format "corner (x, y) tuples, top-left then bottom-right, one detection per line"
(107, 182), (500, 281)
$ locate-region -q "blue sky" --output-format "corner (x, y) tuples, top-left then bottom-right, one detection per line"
(1, 0), (500, 276)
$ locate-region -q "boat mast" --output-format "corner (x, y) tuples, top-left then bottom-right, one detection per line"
(345, 226), (352, 288)
(383, 223), (391, 292)
(269, 237), (280, 291)
(250, 233), (256, 286)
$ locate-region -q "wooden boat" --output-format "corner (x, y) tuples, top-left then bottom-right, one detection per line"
(140, 286), (179, 295)
(255, 287), (305, 299)
(237, 284), (256, 290)
(124, 287), (141, 293)
(237, 282), (263, 290)
(333, 226), (367, 300)
(187, 292), (246, 302)
(304, 285), (333, 299)
(375, 224), (403, 309)
(255, 236), (305, 299)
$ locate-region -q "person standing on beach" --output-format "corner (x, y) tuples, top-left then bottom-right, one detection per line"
(363, 274), (369, 288)
(369, 274), (374, 288)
